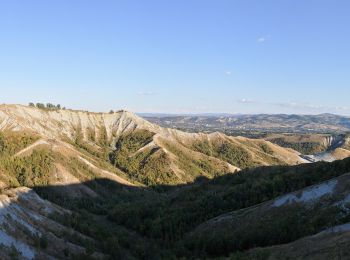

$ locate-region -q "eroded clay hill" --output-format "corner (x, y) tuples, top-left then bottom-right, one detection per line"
(0, 104), (305, 186)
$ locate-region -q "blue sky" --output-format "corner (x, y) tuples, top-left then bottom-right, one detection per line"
(0, 0), (349, 115)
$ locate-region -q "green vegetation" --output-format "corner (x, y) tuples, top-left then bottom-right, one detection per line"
(190, 139), (283, 169)
(0, 131), (38, 156)
(216, 142), (255, 168)
(108, 157), (350, 258)
(11, 149), (52, 186)
(98, 126), (109, 147)
(71, 126), (235, 185)
(33, 233), (49, 250)
(37, 154), (347, 258)
(163, 140), (228, 180)
(71, 125), (108, 160)
(259, 143), (274, 155)
(269, 137), (325, 154)
(191, 139), (213, 156)
(109, 130), (178, 185)
(186, 202), (350, 257)
(114, 129), (154, 154)
(190, 140), (256, 168)
(0, 131), (43, 187)
(86, 127), (96, 142)
(0, 142), (52, 188)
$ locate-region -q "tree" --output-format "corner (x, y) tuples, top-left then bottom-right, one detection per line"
(36, 103), (45, 109)
(29, 102), (35, 107)
(109, 110), (114, 114)
(46, 103), (55, 109)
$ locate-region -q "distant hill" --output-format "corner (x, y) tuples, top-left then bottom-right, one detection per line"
(142, 113), (350, 133)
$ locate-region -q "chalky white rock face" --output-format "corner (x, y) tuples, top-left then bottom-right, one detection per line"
(273, 179), (338, 207)
(0, 104), (155, 140)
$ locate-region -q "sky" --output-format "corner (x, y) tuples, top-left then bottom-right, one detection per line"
(0, 0), (350, 115)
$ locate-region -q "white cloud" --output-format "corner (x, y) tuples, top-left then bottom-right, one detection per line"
(225, 70), (232, 76)
(257, 35), (271, 43)
(137, 91), (156, 96)
(257, 37), (266, 43)
(238, 98), (255, 104)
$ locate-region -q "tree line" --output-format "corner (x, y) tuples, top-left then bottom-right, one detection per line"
(29, 102), (65, 110)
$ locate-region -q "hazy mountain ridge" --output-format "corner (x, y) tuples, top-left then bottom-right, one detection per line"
(143, 113), (350, 133)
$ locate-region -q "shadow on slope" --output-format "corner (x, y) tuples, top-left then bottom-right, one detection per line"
(2, 157), (350, 259)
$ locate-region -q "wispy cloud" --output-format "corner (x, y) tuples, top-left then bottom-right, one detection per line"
(257, 37), (266, 43)
(225, 70), (232, 76)
(238, 98), (255, 104)
(257, 35), (270, 43)
(137, 91), (156, 96)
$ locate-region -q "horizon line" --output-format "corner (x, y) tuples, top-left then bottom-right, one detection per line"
(2, 103), (349, 118)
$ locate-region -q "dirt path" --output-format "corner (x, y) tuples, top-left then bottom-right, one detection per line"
(77, 156), (135, 186)
(14, 139), (50, 157)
